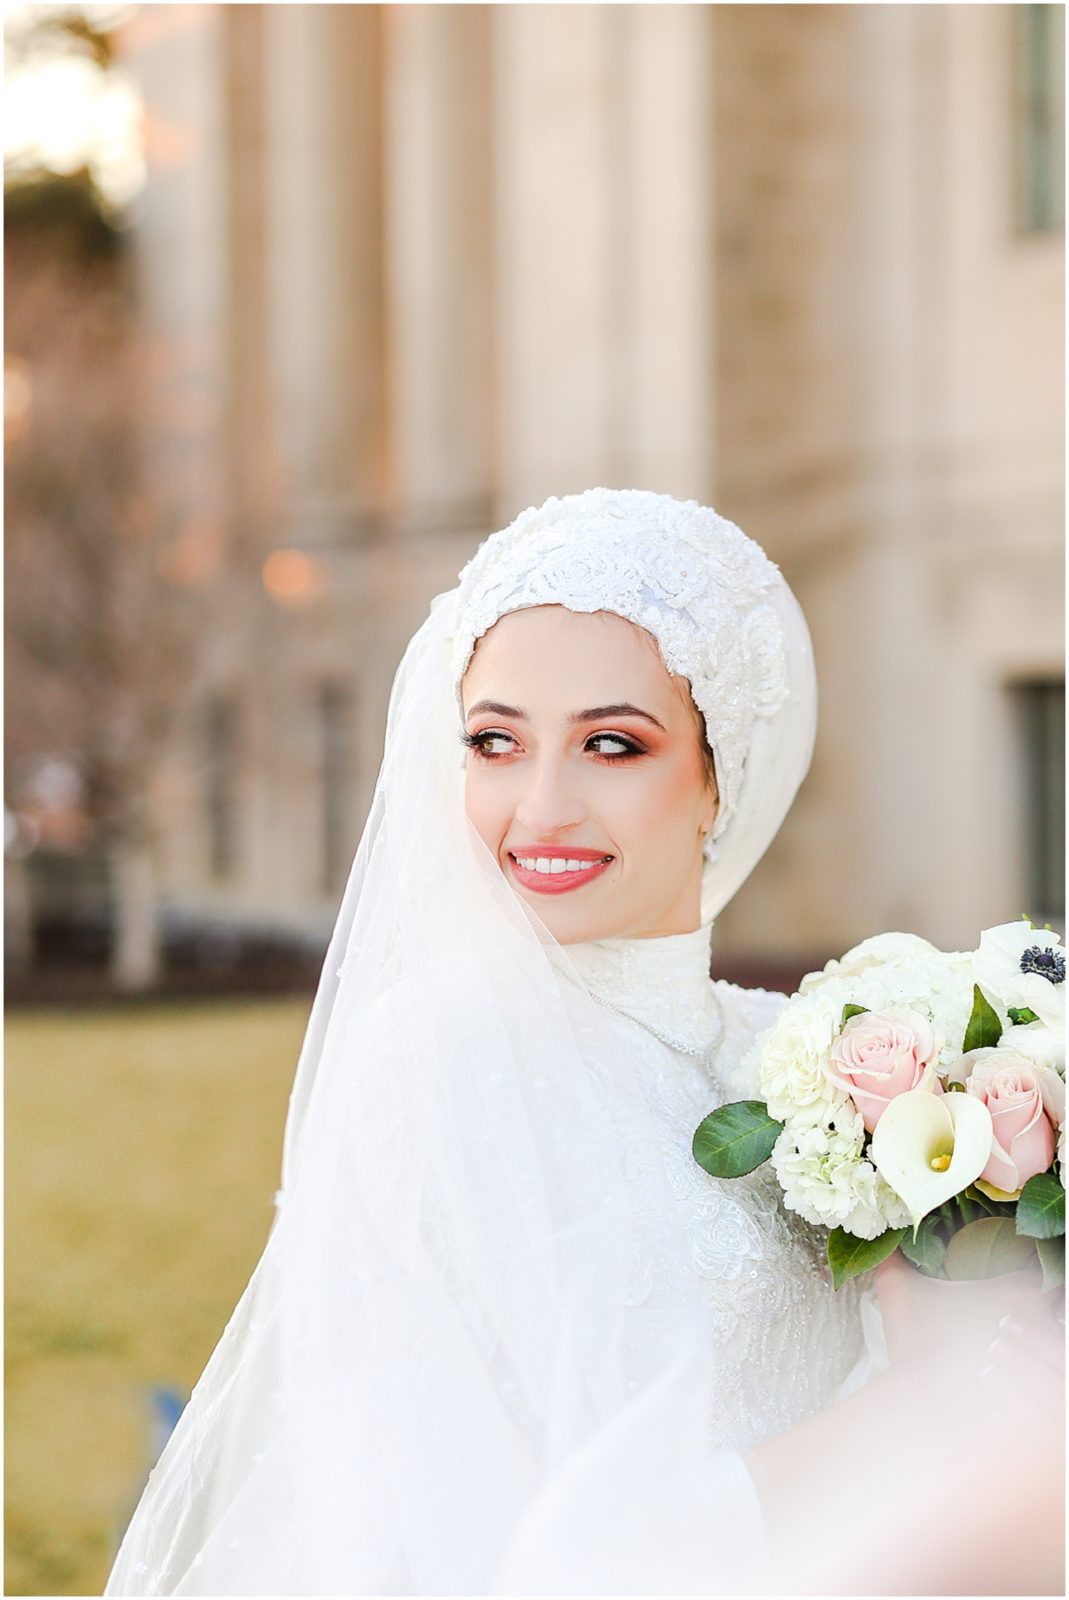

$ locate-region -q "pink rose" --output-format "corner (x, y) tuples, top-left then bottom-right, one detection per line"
(829, 1006), (941, 1132)
(959, 1048), (1058, 1195)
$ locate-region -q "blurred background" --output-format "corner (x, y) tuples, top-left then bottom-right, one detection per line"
(4, 3), (1064, 1593)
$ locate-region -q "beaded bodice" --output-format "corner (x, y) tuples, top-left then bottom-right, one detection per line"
(553, 919), (865, 1449)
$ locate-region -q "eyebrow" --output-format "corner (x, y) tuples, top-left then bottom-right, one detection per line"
(465, 699), (667, 732)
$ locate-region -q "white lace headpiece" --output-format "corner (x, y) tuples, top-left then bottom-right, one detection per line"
(449, 486), (817, 922)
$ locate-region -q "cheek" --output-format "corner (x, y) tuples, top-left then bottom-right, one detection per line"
(463, 765), (506, 847)
(616, 758), (703, 851)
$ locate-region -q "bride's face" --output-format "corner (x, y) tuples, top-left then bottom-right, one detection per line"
(461, 604), (718, 943)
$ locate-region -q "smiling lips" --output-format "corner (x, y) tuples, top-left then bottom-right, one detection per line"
(507, 847), (614, 895)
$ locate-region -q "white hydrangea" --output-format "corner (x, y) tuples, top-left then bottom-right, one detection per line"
(794, 954), (979, 1077)
(755, 993), (851, 1128)
(798, 932), (945, 992)
(771, 1111), (911, 1240)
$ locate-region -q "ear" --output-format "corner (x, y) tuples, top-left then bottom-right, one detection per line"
(700, 772), (719, 838)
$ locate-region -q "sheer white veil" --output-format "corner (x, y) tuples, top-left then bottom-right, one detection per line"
(104, 489), (818, 1596)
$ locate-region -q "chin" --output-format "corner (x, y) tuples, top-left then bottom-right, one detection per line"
(523, 897), (623, 946)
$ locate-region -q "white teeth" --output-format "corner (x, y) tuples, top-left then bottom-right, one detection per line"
(515, 856), (608, 874)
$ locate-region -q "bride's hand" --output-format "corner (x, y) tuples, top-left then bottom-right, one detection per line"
(983, 1295), (1066, 1376)
(871, 1250), (1065, 1596)
(750, 1251), (1064, 1595)
(874, 1247), (1061, 1370)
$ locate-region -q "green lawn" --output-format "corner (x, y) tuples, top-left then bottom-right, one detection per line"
(5, 997), (311, 1598)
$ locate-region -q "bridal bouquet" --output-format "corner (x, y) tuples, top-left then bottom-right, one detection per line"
(693, 919), (1066, 1288)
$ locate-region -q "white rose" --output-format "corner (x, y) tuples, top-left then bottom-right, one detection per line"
(998, 1020), (1065, 1079)
(1059, 1122), (1067, 1190)
(799, 933), (944, 995)
(756, 995), (850, 1127)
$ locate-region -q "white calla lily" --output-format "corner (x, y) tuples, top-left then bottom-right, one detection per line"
(869, 1086), (994, 1231)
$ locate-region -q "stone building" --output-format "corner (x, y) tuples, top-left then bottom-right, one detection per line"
(121, 3), (1064, 979)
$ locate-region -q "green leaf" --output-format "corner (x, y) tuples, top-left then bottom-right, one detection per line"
(963, 1183), (1014, 1217)
(1015, 1171), (1066, 1239)
(962, 985), (1003, 1052)
(1035, 1236), (1065, 1291)
(899, 1216), (947, 1278)
(1007, 1007), (1040, 1026)
(841, 1004), (868, 1027)
(944, 1217), (1036, 1279)
(692, 1101), (783, 1179)
(827, 1226), (907, 1289)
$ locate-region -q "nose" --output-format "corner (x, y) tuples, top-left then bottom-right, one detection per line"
(513, 754), (587, 839)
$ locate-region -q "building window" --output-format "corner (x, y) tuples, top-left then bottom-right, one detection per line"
(204, 694), (239, 879)
(1014, 679), (1065, 926)
(1013, 4), (1065, 234)
(319, 683), (355, 894)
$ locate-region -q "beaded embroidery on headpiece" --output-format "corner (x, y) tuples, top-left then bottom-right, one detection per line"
(449, 487), (791, 849)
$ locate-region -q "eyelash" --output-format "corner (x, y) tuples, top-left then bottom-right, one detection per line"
(459, 730), (646, 764)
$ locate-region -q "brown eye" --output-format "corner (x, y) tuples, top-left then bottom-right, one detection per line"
(587, 734), (644, 762)
(460, 730), (515, 760)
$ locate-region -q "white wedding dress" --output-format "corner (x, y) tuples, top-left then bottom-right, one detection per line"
(490, 918), (881, 1594)
(556, 921), (867, 1436)
(106, 918), (882, 1599)
(105, 495), (890, 1596)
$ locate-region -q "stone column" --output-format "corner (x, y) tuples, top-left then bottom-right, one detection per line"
(115, 5), (231, 978)
(492, 5), (718, 514)
(626, 4), (716, 500)
(492, 4), (620, 509)
(384, 4), (494, 533)
(220, 5), (276, 554)
(851, 4), (954, 941)
(263, 4), (387, 543)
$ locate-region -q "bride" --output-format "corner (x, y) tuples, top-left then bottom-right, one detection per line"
(105, 488), (1063, 1596)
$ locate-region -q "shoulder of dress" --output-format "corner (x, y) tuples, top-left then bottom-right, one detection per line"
(709, 977), (789, 1034)
(707, 979), (789, 1099)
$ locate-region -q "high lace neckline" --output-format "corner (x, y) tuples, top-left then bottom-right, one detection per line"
(549, 918), (722, 1057)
